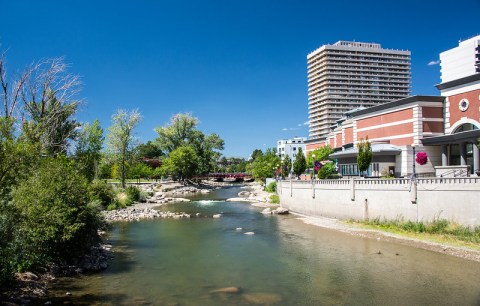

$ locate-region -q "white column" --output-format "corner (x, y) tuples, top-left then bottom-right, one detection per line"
(441, 145), (448, 166)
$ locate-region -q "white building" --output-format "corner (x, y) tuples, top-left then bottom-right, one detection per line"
(277, 137), (307, 161)
(440, 35), (480, 83)
(307, 41), (411, 139)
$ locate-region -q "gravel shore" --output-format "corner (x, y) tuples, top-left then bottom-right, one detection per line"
(297, 215), (480, 262)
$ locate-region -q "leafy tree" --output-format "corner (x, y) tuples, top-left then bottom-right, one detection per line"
(250, 149), (264, 161)
(135, 141), (163, 159)
(160, 145), (199, 180)
(154, 113), (199, 153)
(247, 148), (280, 181)
(357, 137), (373, 176)
(22, 91), (80, 155)
(306, 146), (333, 168)
(97, 155), (114, 179)
(75, 119), (104, 181)
(190, 132), (224, 174)
(281, 155), (292, 178)
(107, 109), (141, 188)
(154, 113), (224, 176)
(129, 162), (154, 179)
(293, 148), (307, 178)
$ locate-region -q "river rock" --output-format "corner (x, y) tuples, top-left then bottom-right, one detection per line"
(210, 286), (241, 294)
(15, 272), (39, 281)
(238, 191), (251, 197)
(261, 208), (272, 215)
(213, 214), (222, 218)
(275, 207), (289, 215)
(243, 292), (282, 304)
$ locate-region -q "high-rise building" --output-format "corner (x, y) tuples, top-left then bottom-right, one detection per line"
(439, 34), (480, 83)
(307, 41), (411, 139)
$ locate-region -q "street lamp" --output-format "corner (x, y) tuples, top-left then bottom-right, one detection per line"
(312, 154), (316, 180)
(412, 143), (416, 178)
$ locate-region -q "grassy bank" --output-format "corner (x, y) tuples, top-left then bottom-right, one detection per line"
(348, 218), (480, 250)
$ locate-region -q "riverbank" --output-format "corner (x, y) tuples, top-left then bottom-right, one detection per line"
(296, 215), (480, 262)
(103, 180), (277, 222)
(0, 243), (113, 305)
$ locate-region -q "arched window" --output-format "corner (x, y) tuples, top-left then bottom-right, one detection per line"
(453, 123), (479, 133)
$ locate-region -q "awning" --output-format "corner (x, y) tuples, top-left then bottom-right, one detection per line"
(421, 130), (480, 146)
(329, 143), (402, 159)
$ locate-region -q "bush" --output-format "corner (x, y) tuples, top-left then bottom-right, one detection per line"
(88, 179), (114, 208)
(139, 191), (149, 203)
(265, 181), (276, 193)
(11, 157), (103, 271)
(269, 194), (280, 204)
(114, 192), (132, 208)
(126, 185), (141, 202)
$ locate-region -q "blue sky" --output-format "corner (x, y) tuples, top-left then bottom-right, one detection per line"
(1, 0), (479, 158)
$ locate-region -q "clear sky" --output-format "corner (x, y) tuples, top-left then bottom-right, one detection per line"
(1, 0), (479, 158)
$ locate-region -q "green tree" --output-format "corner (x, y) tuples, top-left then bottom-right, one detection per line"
(135, 141), (163, 159)
(160, 145), (199, 180)
(154, 113), (224, 176)
(250, 149), (264, 161)
(293, 148), (307, 178)
(75, 119), (104, 181)
(22, 90), (80, 155)
(129, 162), (154, 180)
(306, 146), (333, 169)
(154, 113), (199, 153)
(190, 132), (224, 175)
(281, 155), (292, 178)
(107, 109), (141, 188)
(357, 137), (373, 176)
(247, 148), (280, 181)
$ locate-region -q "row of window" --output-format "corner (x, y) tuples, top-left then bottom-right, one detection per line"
(340, 163), (380, 176)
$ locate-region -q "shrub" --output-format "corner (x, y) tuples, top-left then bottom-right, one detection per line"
(269, 194), (280, 204)
(115, 192), (132, 207)
(11, 157), (102, 271)
(126, 185), (141, 202)
(139, 191), (149, 203)
(88, 179), (114, 208)
(265, 181), (277, 193)
(106, 202), (118, 211)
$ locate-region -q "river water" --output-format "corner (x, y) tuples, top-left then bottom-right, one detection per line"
(47, 186), (480, 305)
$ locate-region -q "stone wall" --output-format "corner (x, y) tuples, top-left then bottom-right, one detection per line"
(278, 177), (480, 226)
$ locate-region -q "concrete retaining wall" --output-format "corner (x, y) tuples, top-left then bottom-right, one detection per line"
(278, 177), (480, 226)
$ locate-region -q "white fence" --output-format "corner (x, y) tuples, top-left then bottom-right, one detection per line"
(278, 177), (480, 226)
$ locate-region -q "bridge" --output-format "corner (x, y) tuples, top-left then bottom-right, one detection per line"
(196, 173), (254, 182)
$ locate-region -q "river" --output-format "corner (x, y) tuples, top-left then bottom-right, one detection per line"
(46, 186), (480, 305)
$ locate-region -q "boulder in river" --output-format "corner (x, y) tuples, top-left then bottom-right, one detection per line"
(261, 208), (272, 215)
(274, 207), (289, 215)
(209, 286), (241, 294)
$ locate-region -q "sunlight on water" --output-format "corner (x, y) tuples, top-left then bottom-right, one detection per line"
(47, 186), (480, 305)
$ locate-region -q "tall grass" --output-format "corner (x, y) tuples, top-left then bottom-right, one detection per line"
(363, 217), (480, 243)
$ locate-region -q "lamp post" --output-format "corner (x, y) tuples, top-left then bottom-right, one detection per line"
(312, 154), (316, 180)
(412, 144), (416, 178)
